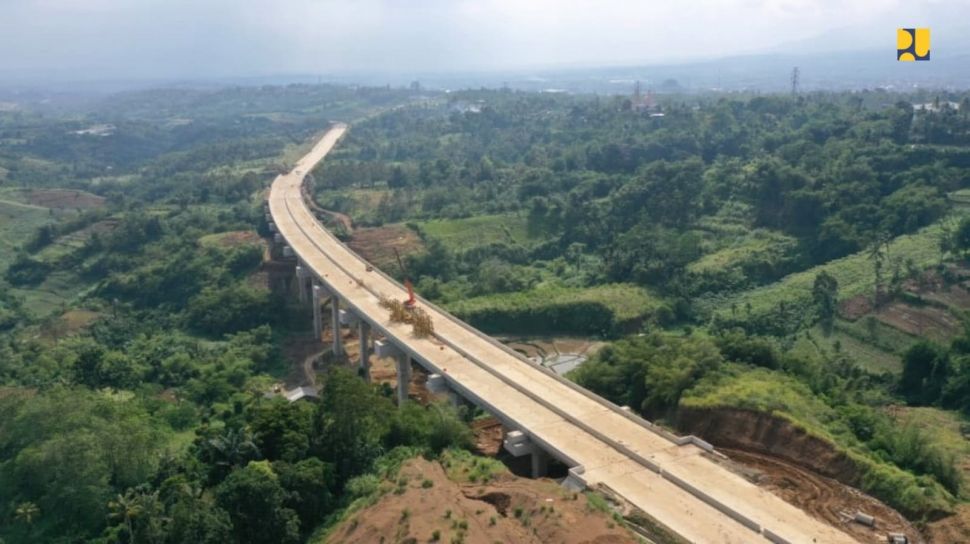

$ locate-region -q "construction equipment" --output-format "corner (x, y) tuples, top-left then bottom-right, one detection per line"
(393, 248), (417, 310)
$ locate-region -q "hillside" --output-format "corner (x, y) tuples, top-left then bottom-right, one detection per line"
(319, 452), (639, 544)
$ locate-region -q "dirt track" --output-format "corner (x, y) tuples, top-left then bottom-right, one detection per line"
(718, 448), (922, 544)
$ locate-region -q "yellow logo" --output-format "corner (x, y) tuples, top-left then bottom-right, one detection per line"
(898, 28), (930, 61)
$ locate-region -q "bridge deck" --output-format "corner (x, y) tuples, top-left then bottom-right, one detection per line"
(269, 124), (859, 544)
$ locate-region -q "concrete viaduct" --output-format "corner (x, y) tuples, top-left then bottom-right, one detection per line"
(266, 124), (859, 544)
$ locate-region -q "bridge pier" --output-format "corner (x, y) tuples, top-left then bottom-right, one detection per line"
(330, 297), (343, 357)
(426, 373), (461, 406)
(503, 430), (550, 478)
(357, 320), (371, 381)
(295, 264), (309, 304)
(312, 284), (323, 340)
(375, 340), (409, 404)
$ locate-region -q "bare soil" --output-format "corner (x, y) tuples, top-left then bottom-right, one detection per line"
(59, 309), (100, 334)
(206, 230), (264, 248)
(874, 302), (960, 341)
(715, 448), (920, 544)
(471, 417), (504, 457)
(324, 457), (638, 544)
(839, 295), (873, 321)
(679, 408), (923, 542)
(502, 336), (606, 363)
(348, 224), (425, 271)
(16, 188), (105, 210)
(925, 504), (970, 544)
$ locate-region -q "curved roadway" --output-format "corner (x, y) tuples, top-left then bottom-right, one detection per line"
(269, 124), (859, 544)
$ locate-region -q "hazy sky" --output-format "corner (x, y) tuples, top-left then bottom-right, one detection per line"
(1, 0), (967, 81)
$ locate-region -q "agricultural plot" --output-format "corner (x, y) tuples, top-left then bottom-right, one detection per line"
(0, 187), (105, 210)
(447, 283), (661, 336)
(35, 219), (119, 263)
(417, 214), (541, 251)
(790, 326), (903, 374)
(8, 271), (94, 318)
(0, 200), (57, 271)
(714, 216), (963, 319)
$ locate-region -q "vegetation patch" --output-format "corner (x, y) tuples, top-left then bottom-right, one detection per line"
(448, 283), (661, 337)
(416, 214), (541, 250)
(710, 217), (963, 331)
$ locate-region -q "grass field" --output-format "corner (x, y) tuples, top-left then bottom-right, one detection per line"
(893, 406), (970, 500)
(789, 325), (904, 374)
(688, 227), (798, 274)
(417, 214), (542, 251)
(449, 282), (660, 323)
(7, 271), (96, 318)
(446, 282), (662, 336)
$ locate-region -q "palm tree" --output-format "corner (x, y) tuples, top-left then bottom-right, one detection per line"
(14, 501), (39, 525)
(208, 427), (259, 468)
(108, 490), (142, 542)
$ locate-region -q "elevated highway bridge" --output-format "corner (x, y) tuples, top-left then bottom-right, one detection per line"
(267, 124), (859, 544)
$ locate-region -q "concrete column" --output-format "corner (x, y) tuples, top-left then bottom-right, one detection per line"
(395, 354), (411, 405)
(312, 284), (323, 340)
(358, 321), (371, 381)
(427, 373), (461, 406)
(295, 264), (307, 303)
(503, 430), (550, 478)
(531, 449), (549, 478)
(331, 297), (343, 357)
(375, 340), (408, 404)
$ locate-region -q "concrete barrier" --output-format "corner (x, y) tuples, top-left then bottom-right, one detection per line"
(661, 470), (762, 534)
(563, 465), (588, 491)
(762, 529), (793, 544)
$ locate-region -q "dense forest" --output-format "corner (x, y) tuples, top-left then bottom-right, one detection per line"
(4, 83), (970, 542)
(0, 86), (479, 544)
(314, 89), (970, 520)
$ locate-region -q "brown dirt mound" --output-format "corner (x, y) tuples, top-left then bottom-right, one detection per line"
(471, 417), (504, 457)
(349, 224), (425, 271)
(324, 458), (637, 544)
(925, 503), (970, 544)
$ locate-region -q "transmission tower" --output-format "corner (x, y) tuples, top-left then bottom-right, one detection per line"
(790, 67), (800, 96)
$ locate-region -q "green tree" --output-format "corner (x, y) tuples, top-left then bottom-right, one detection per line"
(314, 368), (395, 484)
(900, 341), (950, 405)
(812, 271), (839, 335)
(215, 461), (300, 544)
(249, 398), (314, 462)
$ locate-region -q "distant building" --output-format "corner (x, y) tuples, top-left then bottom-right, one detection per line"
(284, 386), (319, 403)
(915, 101), (960, 113)
(631, 81), (661, 113)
